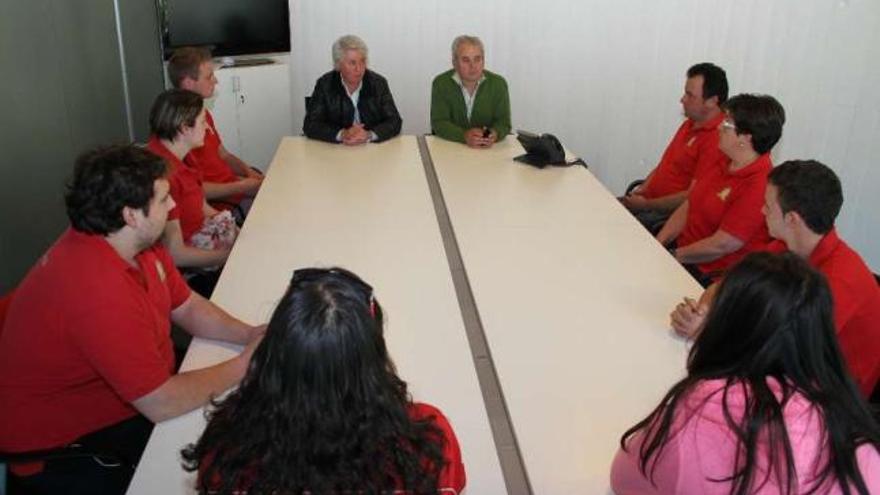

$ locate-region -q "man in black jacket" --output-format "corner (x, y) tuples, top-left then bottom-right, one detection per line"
(304, 35), (402, 144)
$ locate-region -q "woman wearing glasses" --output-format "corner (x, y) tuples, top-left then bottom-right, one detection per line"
(181, 268), (466, 494)
(611, 252), (880, 494)
(656, 94), (785, 286)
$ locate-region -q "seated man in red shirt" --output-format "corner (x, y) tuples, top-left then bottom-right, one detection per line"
(168, 47), (263, 217)
(621, 63), (728, 231)
(671, 160), (880, 398)
(0, 145), (265, 495)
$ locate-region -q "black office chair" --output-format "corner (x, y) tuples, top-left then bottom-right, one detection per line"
(625, 178), (645, 196)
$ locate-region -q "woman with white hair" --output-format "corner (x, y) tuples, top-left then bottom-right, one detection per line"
(303, 35), (402, 144)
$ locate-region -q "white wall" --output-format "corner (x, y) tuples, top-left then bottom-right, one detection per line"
(289, 0), (880, 270)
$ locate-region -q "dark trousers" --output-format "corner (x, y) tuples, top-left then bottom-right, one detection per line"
(184, 269), (221, 299)
(8, 415), (154, 495)
(682, 262), (716, 289)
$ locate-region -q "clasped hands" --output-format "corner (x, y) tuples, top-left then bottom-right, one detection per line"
(341, 123), (372, 146)
(670, 297), (707, 339)
(464, 127), (496, 148)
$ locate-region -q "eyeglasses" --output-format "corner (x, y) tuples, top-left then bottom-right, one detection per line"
(291, 268), (377, 317)
(720, 119), (737, 132)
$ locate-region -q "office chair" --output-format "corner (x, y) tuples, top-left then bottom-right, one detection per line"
(625, 178), (645, 196)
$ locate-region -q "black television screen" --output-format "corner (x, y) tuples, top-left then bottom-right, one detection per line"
(158, 0), (291, 58)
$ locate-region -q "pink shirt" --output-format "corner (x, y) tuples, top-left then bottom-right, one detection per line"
(610, 379), (880, 494)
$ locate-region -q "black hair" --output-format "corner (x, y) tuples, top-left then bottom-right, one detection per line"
(769, 160), (843, 235)
(64, 145), (168, 235)
(181, 267), (447, 494)
(687, 62), (729, 104)
(621, 252), (880, 494)
(148, 89), (203, 141)
(722, 94), (786, 154)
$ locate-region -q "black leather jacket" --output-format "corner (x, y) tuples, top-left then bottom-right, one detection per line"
(303, 69), (402, 143)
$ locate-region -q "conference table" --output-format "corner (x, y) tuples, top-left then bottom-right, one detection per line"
(424, 136), (699, 494)
(127, 136), (507, 494)
(128, 134), (700, 495)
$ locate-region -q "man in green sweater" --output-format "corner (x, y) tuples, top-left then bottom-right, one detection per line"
(431, 35), (511, 148)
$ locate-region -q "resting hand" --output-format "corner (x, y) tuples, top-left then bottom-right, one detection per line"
(238, 176), (263, 195)
(342, 124), (370, 145)
(464, 128), (493, 148)
(621, 193), (650, 210)
(670, 297), (707, 339)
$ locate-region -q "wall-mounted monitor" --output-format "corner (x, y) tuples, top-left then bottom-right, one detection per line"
(158, 0), (291, 58)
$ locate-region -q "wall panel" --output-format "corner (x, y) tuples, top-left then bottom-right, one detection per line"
(289, 0), (880, 268)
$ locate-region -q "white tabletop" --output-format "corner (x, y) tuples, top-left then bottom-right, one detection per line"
(426, 136), (701, 494)
(128, 136), (506, 495)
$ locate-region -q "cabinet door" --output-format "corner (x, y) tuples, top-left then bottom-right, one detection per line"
(236, 64), (293, 171)
(209, 66), (242, 157)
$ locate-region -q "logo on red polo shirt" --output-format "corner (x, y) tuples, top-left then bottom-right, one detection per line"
(717, 187), (731, 202)
(155, 260), (166, 282)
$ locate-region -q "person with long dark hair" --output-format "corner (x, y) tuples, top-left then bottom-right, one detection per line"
(611, 252), (880, 494)
(181, 267), (466, 494)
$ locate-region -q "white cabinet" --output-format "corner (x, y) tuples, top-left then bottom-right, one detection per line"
(209, 62), (292, 171)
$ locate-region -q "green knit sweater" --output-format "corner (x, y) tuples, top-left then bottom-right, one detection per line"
(430, 69), (511, 143)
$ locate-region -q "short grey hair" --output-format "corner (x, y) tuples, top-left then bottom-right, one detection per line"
(332, 35), (368, 66)
(451, 35), (484, 63)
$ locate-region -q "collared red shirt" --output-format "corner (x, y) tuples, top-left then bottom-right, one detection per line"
(452, 72), (486, 121)
(679, 153), (772, 276)
(184, 111), (244, 208)
(641, 112), (727, 199)
(765, 231), (880, 396)
(148, 137), (206, 243)
(0, 228), (191, 453)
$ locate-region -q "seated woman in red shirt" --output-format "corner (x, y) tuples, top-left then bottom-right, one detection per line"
(656, 94), (785, 286)
(147, 89), (235, 271)
(611, 252), (880, 494)
(181, 267), (466, 495)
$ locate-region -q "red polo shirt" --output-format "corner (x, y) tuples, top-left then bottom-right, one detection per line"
(679, 153), (772, 276)
(0, 228), (190, 453)
(148, 136), (206, 242)
(184, 111), (244, 208)
(765, 232), (880, 396)
(640, 113), (727, 199)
